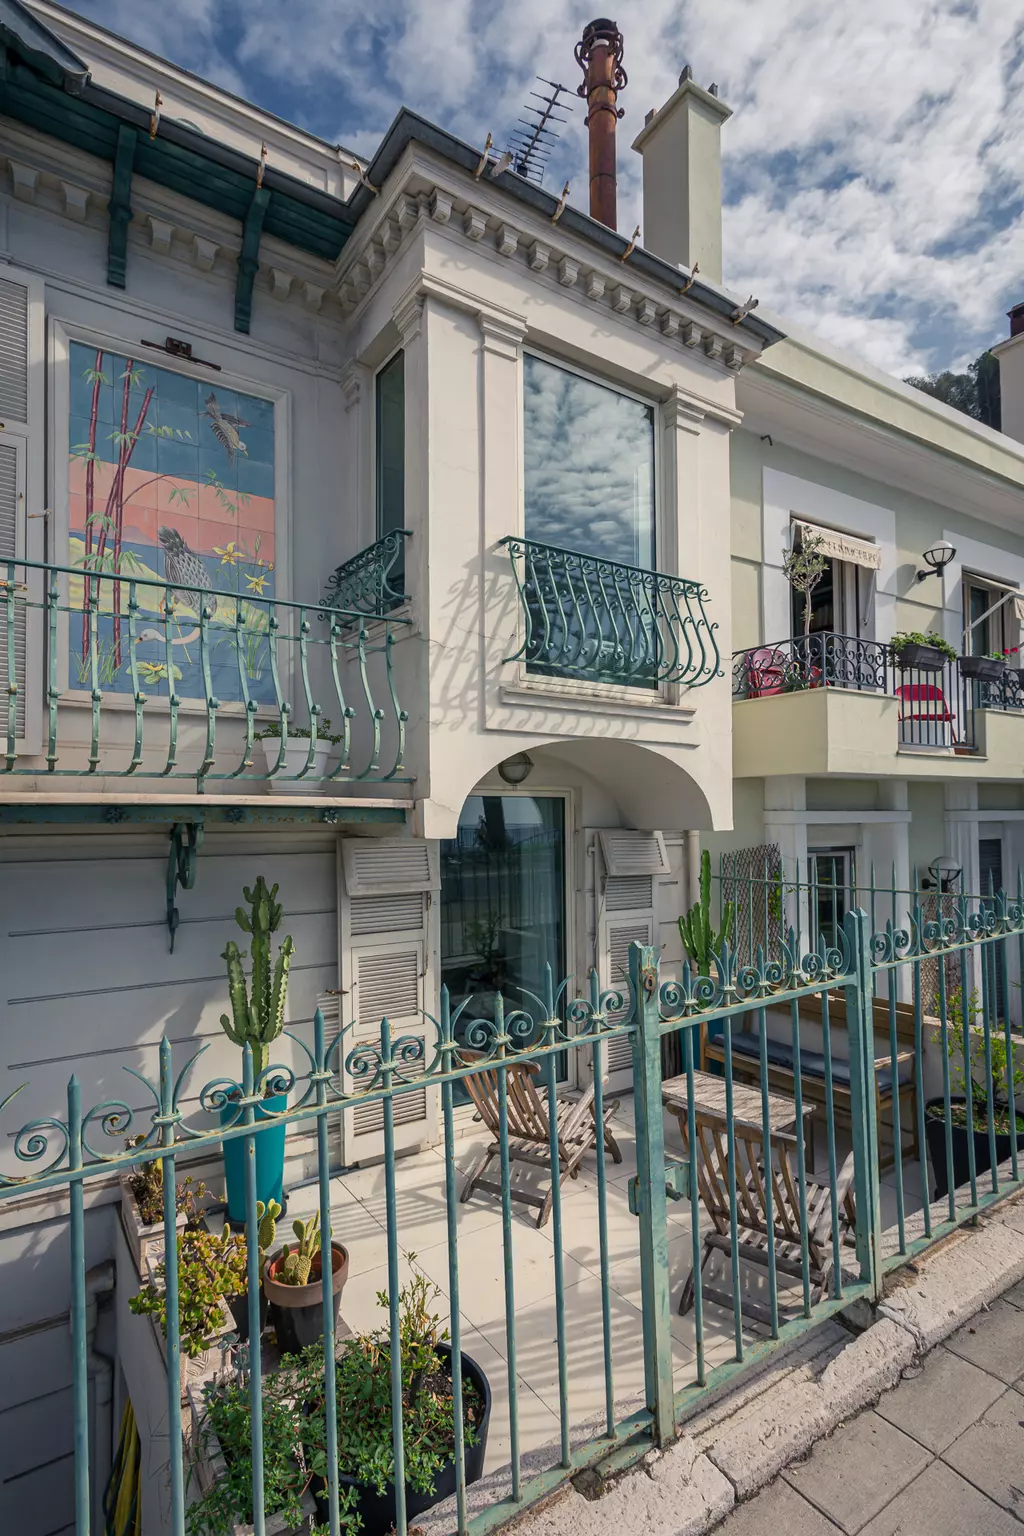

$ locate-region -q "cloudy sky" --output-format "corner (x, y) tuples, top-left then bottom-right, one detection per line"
(65, 0), (1024, 378)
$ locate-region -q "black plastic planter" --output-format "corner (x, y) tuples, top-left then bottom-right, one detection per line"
(312, 1343), (491, 1535)
(924, 1096), (1024, 1200)
(226, 1285), (267, 1343)
(894, 642), (947, 671)
(958, 654), (1006, 683)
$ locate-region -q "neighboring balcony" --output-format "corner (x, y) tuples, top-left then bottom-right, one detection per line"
(500, 537), (720, 691)
(732, 631), (1024, 779)
(0, 554), (412, 802)
(320, 528), (410, 617)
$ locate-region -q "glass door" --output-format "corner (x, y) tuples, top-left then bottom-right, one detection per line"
(808, 848), (855, 951)
(440, 795), (566, 1100)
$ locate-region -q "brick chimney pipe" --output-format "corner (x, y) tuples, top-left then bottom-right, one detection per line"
(576, 18), (627, 230)
(1010, 302), (1024, 338)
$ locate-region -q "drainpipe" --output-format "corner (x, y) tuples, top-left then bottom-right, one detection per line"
(686, 831), (701, 909)
(85, 1261), (116, 1533)
(575, 18), (627, 230)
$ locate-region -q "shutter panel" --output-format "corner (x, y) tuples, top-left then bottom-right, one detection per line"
(337, 842), (439, 1163)
(584, 830), (658, 1094)
(0, 267), (44, 754)
(597, 830), (670, 877)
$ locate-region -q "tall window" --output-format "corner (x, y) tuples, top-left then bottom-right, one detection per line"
(808, 848), (855, 950)
(375, 351), (405, 540)
(963, 574), (1012, 657)
(523, 353), (655, 568)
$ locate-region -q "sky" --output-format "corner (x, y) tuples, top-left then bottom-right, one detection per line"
(63, 0), (1024, 379)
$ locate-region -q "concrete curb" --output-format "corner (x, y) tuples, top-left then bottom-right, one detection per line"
(499, 1190), (1024, 1536)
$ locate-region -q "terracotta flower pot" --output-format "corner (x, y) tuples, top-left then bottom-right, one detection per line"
(265, 1240), (348, 1355)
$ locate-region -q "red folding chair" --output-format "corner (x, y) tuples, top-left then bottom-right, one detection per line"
(745, 646), (791, 697)
(897, 681), (955, 745)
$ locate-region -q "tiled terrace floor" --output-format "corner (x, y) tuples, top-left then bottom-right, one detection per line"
(289, 1094), (928, 1485)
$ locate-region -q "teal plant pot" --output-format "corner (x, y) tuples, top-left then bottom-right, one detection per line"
(221, 1092), (287, 1226)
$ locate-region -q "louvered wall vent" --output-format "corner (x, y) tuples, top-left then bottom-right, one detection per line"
(342, 839), (440, 896)
(0, 441), (25, 737)
(598, 830), (669, 878)
(605, 874), (654, 912)
(350, 892), (424, 936)
(0, 279), (28, 423)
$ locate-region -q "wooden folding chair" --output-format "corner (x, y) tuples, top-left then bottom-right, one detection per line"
(460, 1056), (622, 1227)
(672, 1102), (857, 1323)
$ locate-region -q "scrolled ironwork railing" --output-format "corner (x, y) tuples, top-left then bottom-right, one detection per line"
(732, 631), (888, 699)
(501, 537), (720, 689)
(0, 556), (410, 787)
(319, 528), (410, 619)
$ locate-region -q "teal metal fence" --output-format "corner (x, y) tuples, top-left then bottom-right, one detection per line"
(0, 556), (411, 786)
(1, 905), (1022, 1535)
(500, 537), (720, 689)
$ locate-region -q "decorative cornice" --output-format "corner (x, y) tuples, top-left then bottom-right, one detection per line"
(478, 309), (527, 359)
(393, 288), (426, 344)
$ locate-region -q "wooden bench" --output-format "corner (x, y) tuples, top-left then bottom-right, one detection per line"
(702, 992), (918, 1172)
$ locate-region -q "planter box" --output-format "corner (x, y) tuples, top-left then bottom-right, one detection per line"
(258, 739), (332, 793)
(924, 1096), (1024, 1200)
(187, 1380), (316, 1535)
(959, 654), (1006, 683)
(120, 1172), (187, 1278)
(893, 641), (948, 671)
(144, 1255), (236, 1403)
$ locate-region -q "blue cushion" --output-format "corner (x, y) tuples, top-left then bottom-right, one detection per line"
(727, 1031), (897, 1096)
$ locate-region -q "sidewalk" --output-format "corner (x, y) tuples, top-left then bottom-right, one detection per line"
(717, 1278), (1024, 1535)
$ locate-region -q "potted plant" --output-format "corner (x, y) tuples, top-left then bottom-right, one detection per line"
(219, 878), (294, 1224)
(253, 718), (343, 793)
(782, 530), (828, 681)
(187, 1369), (317, 1535)
(264, 1213), (349, 1356)
(300, 1270), (491, 1535)
(120, 1138), (206, 1276)
(924, 985), (1024, 1199)
(678, 849), (734, 979)
(959, 649), (1008, 683)
(130, 1222), (247, 1398)
(890, 631), (957, 671)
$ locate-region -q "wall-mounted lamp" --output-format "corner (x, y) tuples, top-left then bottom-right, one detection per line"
(497, 751), (534, 786)
(915, 539), (956, 583)
(921, 857), (962, 893)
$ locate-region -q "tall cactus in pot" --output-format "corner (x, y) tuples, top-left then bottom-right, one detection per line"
(220, 877), (294, 1084)
(678, 849), (734, 978)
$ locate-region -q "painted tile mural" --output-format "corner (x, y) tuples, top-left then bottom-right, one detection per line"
(69, 342), (277, 704)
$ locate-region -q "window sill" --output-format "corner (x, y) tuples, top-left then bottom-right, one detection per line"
(500, 676), (696, 724)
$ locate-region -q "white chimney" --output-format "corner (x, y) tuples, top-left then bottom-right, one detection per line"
(631, 66), (732, 285)
(992, 303), (1024, 446)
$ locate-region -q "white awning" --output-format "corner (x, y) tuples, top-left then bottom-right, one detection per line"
(1013, 594), (1024, 623)
(793, 519), (882, 571)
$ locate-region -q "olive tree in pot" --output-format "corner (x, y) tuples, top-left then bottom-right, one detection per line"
(300, 1270), (490, 1535)
(924, 985), (1024, 1199)
(264, 1212), (349, 1356)
(219, 878), (294, 1224)
(782, 530), (828, 681)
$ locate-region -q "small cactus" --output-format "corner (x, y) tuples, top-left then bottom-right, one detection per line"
(280, 1212), (321, 1287)
(678, 849), (734, 979)
(256, 1199), (280, 1276)
(219, 877), (294, 1082)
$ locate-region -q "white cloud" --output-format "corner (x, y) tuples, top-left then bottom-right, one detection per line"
(65, 0), (1024, 377)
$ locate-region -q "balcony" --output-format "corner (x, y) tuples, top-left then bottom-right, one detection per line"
(319, 528), (410, 618)
(0, 555), (412, 805)
(732, 631), (1024, 779)
(500, 537), (720, 690)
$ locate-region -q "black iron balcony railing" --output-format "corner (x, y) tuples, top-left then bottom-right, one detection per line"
(0, 557), (411, 788)
(320, 529), (410, 619)
(500, 537), (720, 690)
(732, 630), (990, 752)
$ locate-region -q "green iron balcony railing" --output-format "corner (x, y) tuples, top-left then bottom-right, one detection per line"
(500, 537), (720, 689)
(319, 528), (411, 619)
(0, 557), (411, 789)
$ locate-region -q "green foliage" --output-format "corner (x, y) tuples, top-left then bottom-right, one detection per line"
(124, 1136), (206, 1227)
(253, 715), (343, 744)
(129, 1224), (246, 1359)
(300, 1268), (483, 1503)
(905, 350), (1001, 431)
(679, 850), (734, 978)
(782, 531), (828, 641)
(186, 1369), (315, 1536)
(938, 985), (1024, 1134)
(219, 877), (294, 1083)
(279, 1212), (322, 1287)
(889, 630), (958, 662)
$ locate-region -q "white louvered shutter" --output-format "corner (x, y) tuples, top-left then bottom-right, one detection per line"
(582, 831), (655, 1094)
(0, 267), (45, 753)
(338, 839), (440, 1162)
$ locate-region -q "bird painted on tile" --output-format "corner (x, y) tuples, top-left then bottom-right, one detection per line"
(158, 526), (217, 620)
(202, 392), (250, 463)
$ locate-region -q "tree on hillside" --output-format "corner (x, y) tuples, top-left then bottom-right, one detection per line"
(905, 350), (1001, 430)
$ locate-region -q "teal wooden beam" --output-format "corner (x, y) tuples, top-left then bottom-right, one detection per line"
(0, 801), (407, 827)
(107, 122), (136, 288)
(235, 186), (270, 333)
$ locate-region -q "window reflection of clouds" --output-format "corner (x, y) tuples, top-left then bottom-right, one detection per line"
(524, 355), (655, 568)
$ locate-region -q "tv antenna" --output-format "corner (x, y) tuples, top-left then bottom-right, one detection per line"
(508, 76), (573, 185)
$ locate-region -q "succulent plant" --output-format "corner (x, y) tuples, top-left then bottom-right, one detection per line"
(219, 877), (294, 1083)
(279, 1213), (321, 1287)
(678, 849), (734, 979)
(256, 1198), (281, 1277)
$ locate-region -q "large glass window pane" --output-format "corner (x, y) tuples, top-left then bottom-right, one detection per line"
(440, 795), (566, 1100)
(375, 350), (405, 538)
(523, 354), (654, 568)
